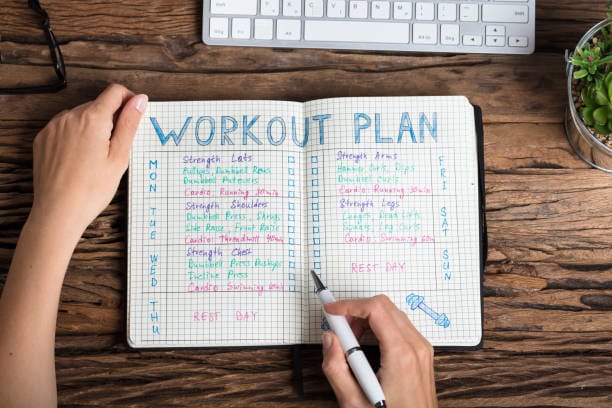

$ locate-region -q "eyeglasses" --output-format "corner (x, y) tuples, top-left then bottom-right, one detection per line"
(0, 0), (67, 94)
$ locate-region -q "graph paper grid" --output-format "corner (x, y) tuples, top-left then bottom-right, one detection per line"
(127, 97), (482, 348)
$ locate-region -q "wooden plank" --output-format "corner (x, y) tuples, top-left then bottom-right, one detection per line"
(1, 0), (609, 50)
(0, 55), (567, 123)
(483, 124), (591, 170)
(51, 348), (612, 406)
(485, 171), (611, 267)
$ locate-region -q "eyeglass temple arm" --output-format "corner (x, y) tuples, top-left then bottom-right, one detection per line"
(28, 0), (50, 25)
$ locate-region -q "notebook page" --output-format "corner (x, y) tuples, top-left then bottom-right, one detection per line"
(127, 101), (307, 347)
(304, 96), (482, 347)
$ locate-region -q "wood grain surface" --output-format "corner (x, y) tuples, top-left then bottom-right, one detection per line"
(1, 0), (611, 406)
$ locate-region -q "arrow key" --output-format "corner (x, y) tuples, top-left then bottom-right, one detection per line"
(486, 25), (505, 36)
(462, 34), (482, 46)
(509, 36), (528, 47)
(486, 35), (505, 47)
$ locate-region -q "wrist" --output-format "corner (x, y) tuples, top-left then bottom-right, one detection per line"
(25, 207), (86, 246)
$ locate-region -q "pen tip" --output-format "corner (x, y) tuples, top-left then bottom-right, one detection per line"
(310, 270), (326, 292)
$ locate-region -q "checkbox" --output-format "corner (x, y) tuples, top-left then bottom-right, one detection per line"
(311, 168), (318, 175)
(313, 226), (320, 233)
(288, 191), (295, 198)
(314, 262), (321, 269)
(289, 250), (295, 257)
(312, 214), (319, 222)
(288, 168), (295, 175)
(313, 238), (320, 245)
(312, 203), (319, 210)
(314, 250), (321, 257)
(288, 285), (296, 292)
(288, 226), (295, 233)
(288, 179), (295, 187)
(311, 156), (318, 163)
(288, 156), (295, 163)
(289, 261), (295, 268)
(289, 238), (295, 245)
(288, 214), (295, 221)
(312, 179), (319, 186)
(288, 203), (295, 210)
(312, 191), (319, 198)
(288, 273), (296, 280)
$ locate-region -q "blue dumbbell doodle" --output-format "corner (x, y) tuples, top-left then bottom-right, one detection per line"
(406, 294), (450, 328)
(320, 317), (331, 331)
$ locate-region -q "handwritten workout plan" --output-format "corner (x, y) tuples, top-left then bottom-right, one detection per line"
(127, 97), (483, 348)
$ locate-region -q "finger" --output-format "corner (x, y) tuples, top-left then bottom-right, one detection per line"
(333, 314), (369, 339)
(390, 305), (431, 347)
(92, 83), (134, 117)
(349, 317), (370, 339)
(321, 332), (369, 407)
(324, 296), (406, 352)
(109, 94), (148, 166)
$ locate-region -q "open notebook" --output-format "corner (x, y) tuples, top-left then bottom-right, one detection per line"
(127, 96), (486, 348)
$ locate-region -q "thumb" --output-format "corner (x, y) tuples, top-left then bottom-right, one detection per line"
(321, 332), (369, 407)
(109, 93), (148, 167)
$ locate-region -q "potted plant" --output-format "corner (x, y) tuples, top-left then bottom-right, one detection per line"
(565, 3), (612, 172)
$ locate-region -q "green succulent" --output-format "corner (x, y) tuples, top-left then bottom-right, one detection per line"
(594, 25), (612, 56)
(571, 44), (612, 82)
(581, 72), (612, 133)
(574, 2), (612, 134)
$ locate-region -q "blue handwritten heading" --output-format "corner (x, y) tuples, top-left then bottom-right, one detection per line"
(150, 112), (438, 147)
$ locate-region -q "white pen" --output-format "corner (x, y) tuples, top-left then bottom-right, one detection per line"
(311, 270), (387, 408)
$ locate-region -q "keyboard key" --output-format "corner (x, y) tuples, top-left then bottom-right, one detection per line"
(283, 0), (303, 16)
(482, 4), (528, 23)
(509, 36), (528, 47)
(459, 4), (478, 22)
(210, 17), (229, 38)
(371, 1), (390, 19)
(261, 0), (280, 16)
(486, 25), (505, 36)
(204, 0), (535, 54)
(438, 3), (456, 21)
(232, 18), (251, 38)
(254, 19), (274, 39)
(211, 0), (257, 15)
(413, 23), (437, 44)
(486, 35), (505, 46)
(441, 24), (459, 45)
(393, 2), (412, 20)
(277, 19), (302, 39)
(327, 0), (346, 17)
(305, 20), (409, 43)
(349, 1), (368, 19)
(415, 3), (434, 20)
(463, 34), (482, 46)
(305, 0), (324, 17)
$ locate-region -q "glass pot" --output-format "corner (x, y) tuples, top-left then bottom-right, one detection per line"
(565, 19), (612, 172)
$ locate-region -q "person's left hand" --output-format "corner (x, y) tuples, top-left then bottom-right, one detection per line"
(30, 84), (147, 234)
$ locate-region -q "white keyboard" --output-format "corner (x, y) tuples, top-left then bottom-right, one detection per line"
(203, 0), (535, 54)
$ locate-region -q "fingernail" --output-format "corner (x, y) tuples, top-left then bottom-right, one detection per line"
(322, 332), (332, 351)
(134, 94), (148, 113)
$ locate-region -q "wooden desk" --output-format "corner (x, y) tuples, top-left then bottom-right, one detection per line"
(1, 0), (611, 406)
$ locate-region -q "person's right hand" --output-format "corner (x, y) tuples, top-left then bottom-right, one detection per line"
(322, 295), (437, 408)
